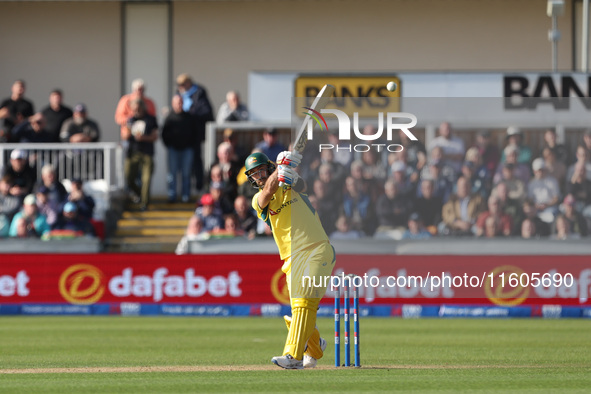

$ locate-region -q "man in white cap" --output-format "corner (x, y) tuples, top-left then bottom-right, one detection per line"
(2, 149), (36, 197)
(527, 157), (560, 222)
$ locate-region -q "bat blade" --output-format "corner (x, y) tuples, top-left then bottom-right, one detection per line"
(292, 84), (335, 154)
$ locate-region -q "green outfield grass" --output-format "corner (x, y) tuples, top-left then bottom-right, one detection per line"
(0, 317), (590, 393)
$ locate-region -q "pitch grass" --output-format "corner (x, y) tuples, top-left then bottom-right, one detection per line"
(0, 317), (590, 393)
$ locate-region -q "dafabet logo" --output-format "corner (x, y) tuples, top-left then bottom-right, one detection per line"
(59, 264), (106, 305)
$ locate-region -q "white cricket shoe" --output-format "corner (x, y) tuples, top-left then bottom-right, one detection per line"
(271, 354), (304, 369)
(303, 337), (327, 368)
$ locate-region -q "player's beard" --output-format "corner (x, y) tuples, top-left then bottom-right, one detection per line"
(256, 177), (268, 188)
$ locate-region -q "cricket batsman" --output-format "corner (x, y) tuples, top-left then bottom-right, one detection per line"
(245, 151), (336, 369)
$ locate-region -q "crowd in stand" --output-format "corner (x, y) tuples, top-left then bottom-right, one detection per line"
(0, 80), (101, 240)
(2, 78), (590, 246)
(0, 75), (248, 241)
(179, 119), (591, 251)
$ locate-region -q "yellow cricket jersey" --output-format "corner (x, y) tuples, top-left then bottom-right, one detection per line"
(253, 185), (329, 260)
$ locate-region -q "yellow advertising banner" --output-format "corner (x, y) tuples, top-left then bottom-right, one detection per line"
(294, 75), (400, 116)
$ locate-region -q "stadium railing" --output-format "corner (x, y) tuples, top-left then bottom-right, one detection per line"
(0, 143), (125, 191)
(185, 237), (591, 255)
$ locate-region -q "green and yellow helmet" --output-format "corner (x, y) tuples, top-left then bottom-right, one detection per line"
(244, 152), (276, 188)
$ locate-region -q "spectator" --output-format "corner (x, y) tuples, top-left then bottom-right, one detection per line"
(41, 89), (73, 142)
(414, 179), (443, 234)
(520, 218), (537, 239)
(194, 193), (223, 232)
(361, 150), (387, 184)
(121, 99), (158, 211)
(11, 113), (52, 143)
(495, 162), (527, 202)
(492, 182), (521, 234)
(517, 198), (550, 237)
(551, 214), (579, 240)
(312, 179), (338, 236)
(255, 128), (286, 162)
(482, 216), (500, 238)
(216, 90), (249, 123)
(440, 176), (485, 236)
(342, 176), (374, 235)
(494, 144), (530, 185)
(210, 214), (243, 238)
(317, 162), (345, 206)
(60, 104), (102, 179)
(527, 158), (560, 222)
(211, 141), (241, 200)
(175, 216), (209, 254)
(327, 130), (354, 169)
(209, 165), (227, 193)
(233, 195), (257, 240)
(390, 160), (414, 199)
(474, 129), (500, 174)
(461, 161), (486, 198)
(566, 145), (591, 182)
(115, 78), (156, 134)
(67, 178), (95, 221)
(560, 194), (588, 237)
(474, 195), (512, 237)
(223, 128), (249, 164)
(542, 128), (569, 166)
(565, 161), (591, 212)
(0, 175), (20, 236)
(501, 126), (532, 165)
(9, 194), (50, 238)
(161, 94), (197, 203)
(210, 182), (234, 215)
(418, 159), (453, 203)
(37, 164), (68, 207)
(375, 179), (412, 233)
(390, 149), (420, 186)
(464, 146), (492, 198)
(541, 146), (566, 190)
(355, 124), (388, 164)
(330, 215), (363, 240)
(0, 80), (34, 142)
(583, 129), (591, 160)
(303, 149), (346, 193)
(427, 146), (456, 184)
(2, 149), (36, 197)
(51, 202), (95, 236)
(35, 186), (60, 226)
(401, 212), (432, 240)
(398, 128), (426, 174)
(427, 121), (465, 173)
(59, 103), (100, 143)
(176, 73), (214, 192)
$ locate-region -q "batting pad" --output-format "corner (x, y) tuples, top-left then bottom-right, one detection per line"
(283, 315), (323, 360)
(283, 298), (320, 360)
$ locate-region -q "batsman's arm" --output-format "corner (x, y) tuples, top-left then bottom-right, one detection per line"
(257, 170), (279, 210)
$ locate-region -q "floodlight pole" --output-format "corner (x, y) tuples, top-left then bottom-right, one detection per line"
(547, 0), (564, 72)
(552, 15), (558, 72)
(583, 0), (589, 72)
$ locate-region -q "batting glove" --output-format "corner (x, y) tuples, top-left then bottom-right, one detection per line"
(277, 165), (299, 186)
(276, 151), (303, 168)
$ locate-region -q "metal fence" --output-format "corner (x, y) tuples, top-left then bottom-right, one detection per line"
(0, 143), (125, 191)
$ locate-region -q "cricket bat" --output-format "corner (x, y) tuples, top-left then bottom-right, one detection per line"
(292, 84), (335, 154)
(279, 84), (335, 186)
